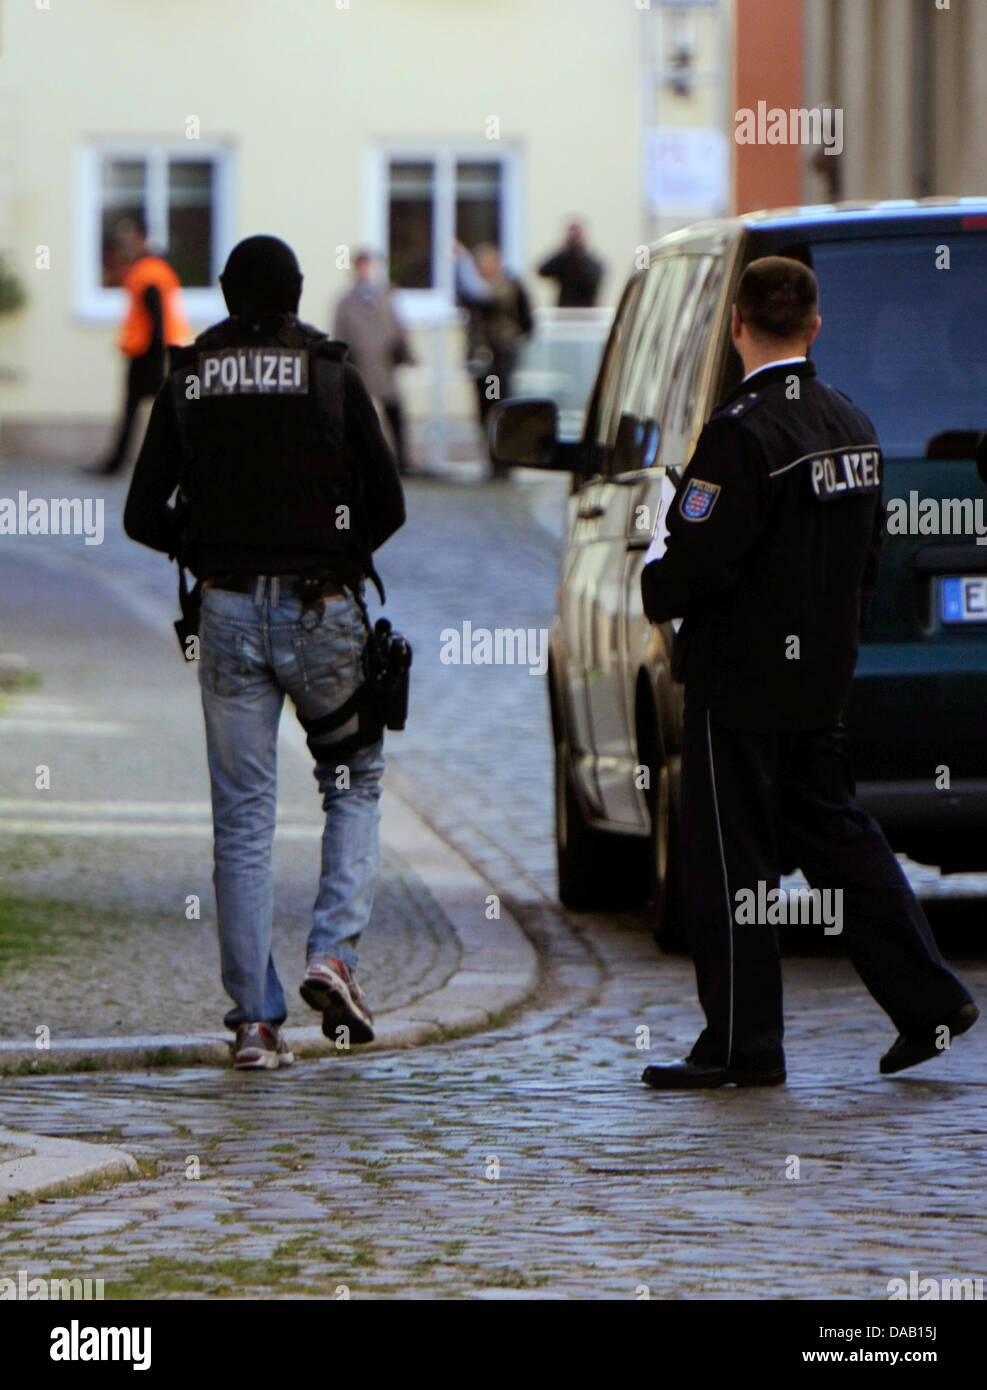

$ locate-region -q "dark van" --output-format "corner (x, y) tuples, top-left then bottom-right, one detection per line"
(491, 201), (987, 944)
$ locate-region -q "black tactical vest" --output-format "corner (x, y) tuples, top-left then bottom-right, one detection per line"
(168, 315), (361, 578)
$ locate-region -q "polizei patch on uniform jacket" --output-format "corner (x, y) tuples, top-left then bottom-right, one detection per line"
(197, 348), (309, 395)
(679, 478), (721, 521)
(808, 447), (882, 500)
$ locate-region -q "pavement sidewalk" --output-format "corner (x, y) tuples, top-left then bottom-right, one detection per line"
(0, 475), (537, 1195)
(0, 1125), (137, 1206)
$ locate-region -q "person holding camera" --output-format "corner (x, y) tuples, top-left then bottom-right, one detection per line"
(453, 239), (534, 479)
(123, 235), (406, 1069)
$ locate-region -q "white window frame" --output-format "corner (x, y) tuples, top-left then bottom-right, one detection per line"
(365, 142), (523, 326)
(75, 140), (235, 324)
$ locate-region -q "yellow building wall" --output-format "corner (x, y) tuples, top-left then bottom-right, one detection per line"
(0, 0), (645, 438)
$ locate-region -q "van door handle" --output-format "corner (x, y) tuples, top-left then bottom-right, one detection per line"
(577, 503), (605, 519)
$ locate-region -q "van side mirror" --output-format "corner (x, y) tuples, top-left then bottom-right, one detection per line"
(489, 399), (561, 470)
(613, 413), (661, 474)
(927, 430), (984, 460)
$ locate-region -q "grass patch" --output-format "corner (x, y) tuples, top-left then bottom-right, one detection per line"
(475, 1266), (551, 1290)
(0, 890), (142, 984)
(2, 1054), (103, 1077)
(0, 670), (41, 698)
(101, 1253), (314, 1299)
(0, 895), (62, 978)
(272, 1236), (309, 1258)
(142, 1047), (180, 1068)
(0, 836), (64, 874)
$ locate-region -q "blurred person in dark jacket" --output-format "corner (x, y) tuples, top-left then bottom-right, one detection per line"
(537, 221), (604, 308)
(453, 240), (533, 479)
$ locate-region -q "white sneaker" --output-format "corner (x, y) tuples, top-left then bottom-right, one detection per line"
(300, 957), (375, 1044)
(234, 1022), (294, 1070)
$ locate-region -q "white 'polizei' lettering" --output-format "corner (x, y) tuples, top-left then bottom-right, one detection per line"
(197, 348), (308, 395)
(237, 350), (255, 387)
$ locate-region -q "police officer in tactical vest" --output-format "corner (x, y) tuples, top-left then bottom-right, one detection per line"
(124, 235), (405, 1070)
(640, 256), (976, 1089)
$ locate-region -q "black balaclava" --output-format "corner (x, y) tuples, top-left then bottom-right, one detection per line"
(219, 235), (303, 328)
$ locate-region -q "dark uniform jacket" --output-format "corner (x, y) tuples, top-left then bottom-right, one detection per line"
(641, 359), (884, 732)
(124, 314), (404, 583)
(537, 246), (604, 308)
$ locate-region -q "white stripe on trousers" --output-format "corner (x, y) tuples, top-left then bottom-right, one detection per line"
(706, 709), (734, 1066)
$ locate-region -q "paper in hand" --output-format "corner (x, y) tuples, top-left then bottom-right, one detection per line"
(644, 473), (682, 632)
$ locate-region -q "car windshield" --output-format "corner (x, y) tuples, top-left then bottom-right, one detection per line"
(804, 232), (987, 458)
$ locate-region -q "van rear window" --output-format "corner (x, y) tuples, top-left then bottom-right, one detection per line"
(803, 235), (987, 458)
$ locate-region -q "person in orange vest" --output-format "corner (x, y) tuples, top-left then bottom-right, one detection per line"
(87, 214), (190, 476)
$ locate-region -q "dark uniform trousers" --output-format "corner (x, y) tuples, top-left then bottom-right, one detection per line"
(681, 702), (974, 1071)
(101, 350), (166, 475)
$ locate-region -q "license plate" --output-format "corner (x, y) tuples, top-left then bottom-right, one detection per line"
(942, 575), (987, 623)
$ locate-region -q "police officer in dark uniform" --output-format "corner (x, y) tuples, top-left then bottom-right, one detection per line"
(124, 235), (405, 1070)
(640, 256), (977, 1089)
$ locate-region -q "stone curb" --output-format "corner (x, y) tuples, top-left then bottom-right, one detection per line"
(0, 1125), (138, 1204)
(0, 785), (540, 1077)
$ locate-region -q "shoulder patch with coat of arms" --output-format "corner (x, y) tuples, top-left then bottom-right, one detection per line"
(679, 478), (721, 522)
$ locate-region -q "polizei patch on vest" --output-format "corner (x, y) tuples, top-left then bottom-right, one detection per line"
(808, 447), (882, 500)
(679, 478), (721, 521)
(198, 348), (309, 395)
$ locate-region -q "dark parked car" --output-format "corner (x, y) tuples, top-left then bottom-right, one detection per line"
(491, 200), (987, 944)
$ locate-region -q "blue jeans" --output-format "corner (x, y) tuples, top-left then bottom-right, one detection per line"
(198, 580), (384, 1030)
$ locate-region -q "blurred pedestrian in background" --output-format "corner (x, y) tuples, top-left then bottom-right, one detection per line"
(333, 249), (417, 476)
(87, 213), (189, 476)
(453, 239), (533, 479)
(537, 220), (604, 308)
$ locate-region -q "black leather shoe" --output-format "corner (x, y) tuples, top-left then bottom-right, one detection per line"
(880, 1001), (979, 1075)
(641, 1059), (786, 1090)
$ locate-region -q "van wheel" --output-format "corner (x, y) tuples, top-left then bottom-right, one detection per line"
(555, 738), (650, 910)
(649, 762), (687, 952)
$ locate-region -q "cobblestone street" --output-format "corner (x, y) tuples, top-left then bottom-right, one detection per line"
(0, 464), (985, 1300)
(1, 928), (983, 1300)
